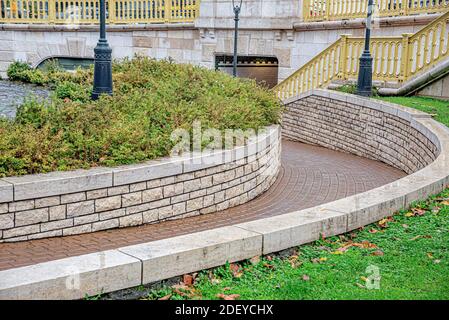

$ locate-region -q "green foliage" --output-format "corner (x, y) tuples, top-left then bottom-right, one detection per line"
(54, 81), (92, 103)
(15, 97), (54, 129)
(1, 57), (283, 177)
(7, 60), (93, 87)
(6, 61), (32, 82)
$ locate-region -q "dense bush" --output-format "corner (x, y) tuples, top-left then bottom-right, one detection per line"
(1, 57), (283, 177)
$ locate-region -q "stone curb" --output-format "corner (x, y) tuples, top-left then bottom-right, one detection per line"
(1, 91), (448, 299)
(0, 126), (279, 203)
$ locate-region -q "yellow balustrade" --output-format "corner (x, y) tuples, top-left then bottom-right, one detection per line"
(304, 0), (449, 22)
(0, 0), (200, 24)
(276, 10), (449, 99)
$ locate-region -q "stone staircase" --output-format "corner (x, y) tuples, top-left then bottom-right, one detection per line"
(275, 10), (449, 99)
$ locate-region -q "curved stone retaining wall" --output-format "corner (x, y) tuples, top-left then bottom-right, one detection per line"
(282, 90), (440, 174)
(3, 92), (449, 300)
(0, 126), (281, 242)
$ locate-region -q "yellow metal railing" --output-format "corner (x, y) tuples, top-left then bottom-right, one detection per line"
(276, 10), (449, 99)
(304, 0), (449, 22)
(0, 0), (199, 24)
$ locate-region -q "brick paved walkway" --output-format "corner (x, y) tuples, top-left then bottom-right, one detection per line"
(0, 140), (405, 271)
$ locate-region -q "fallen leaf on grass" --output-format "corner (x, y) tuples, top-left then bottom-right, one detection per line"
(159, 294), (172, 301)
(216, 293), (240, 301)
(302, 275), (310, 281)
(230, 263), (243, 278)
(440, 200), (449, 206)
(405, 212), (415, 217)
(371, 250), (384, 256)
(263, 263), (276, 270)
(331, 250), (344, 255)
(223, 287), (231, 291)
(427, 253), (434, 259)
(378, 217), (394, 228)
(288, 255), (303, 269)
(411, 235), (432, 241)
(355, 283), (366, 289)
(369, 228), (379, 234)
(183, 274), (194, 286)
(171, 284), (196, 298)
(352, 241), (377, 249)
(250, 256), (261, 264)
(434, 259), (441, 264)
(402, 224), (409, 229)
(412, 208), (426, 216)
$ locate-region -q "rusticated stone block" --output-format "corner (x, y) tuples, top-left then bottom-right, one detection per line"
(95, 196), (122, 213)
(67, 201), (95, 218)
(0, 213), (14, 230)
(15, 208), (49, 227)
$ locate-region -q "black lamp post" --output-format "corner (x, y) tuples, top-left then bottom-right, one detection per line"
(92, 0), (113, 100)
(356, 0), (374, 97)
(232, 0), (243, 77)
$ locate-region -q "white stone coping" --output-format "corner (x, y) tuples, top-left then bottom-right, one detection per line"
(0, 125), (280, 203)
(0, 23), (196, 32)
(2, 91), (449, 299)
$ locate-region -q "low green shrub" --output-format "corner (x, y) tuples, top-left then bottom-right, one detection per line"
(54, 81), (92, 103)
(1, 57), (283, 177)
(6, 61), (33, 82)
(7, 60), (93, 87)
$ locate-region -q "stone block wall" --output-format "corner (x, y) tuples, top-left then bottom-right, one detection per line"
(282, 91), (440, 175)
(0, 126), (281, 242)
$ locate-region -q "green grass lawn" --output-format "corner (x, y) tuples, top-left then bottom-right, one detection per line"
(377, 96), (449, 127)
(142, 96), (449, 301)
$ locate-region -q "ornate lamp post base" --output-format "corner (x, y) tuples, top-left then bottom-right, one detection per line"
(357, 51), (373, 97)
(92, 39), (113, 100)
